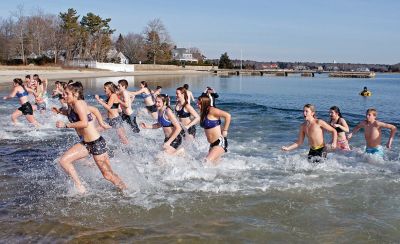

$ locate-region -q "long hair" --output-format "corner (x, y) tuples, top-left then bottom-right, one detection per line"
(104, 81), (118, 94)
(329, 106), (342, 123)
(141, 80), (151, 93)
(33, 74), (42, 85)
(176, 87), (188, 107)
(66, 81), (84, 100)
(157, 94), (171, 109)
(198, 94), (212, 124)
(13, 78), (27, 92)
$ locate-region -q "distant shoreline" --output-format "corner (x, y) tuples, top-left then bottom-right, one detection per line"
(0, 65), (208, 84)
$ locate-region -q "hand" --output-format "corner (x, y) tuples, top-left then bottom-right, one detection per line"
(333, 124), (340, 128)
(347, 133), (353, 139)
(163, 142), (171, 149)
(95, 94), (100, 101)
(3, 96), (7, 100)
(282, 146), (289, 151)
(56, 121), (66, 128)
(51, 107), (59, 114)
(386, 141), (392, 149)
(222, 130), (228, 137)
(101, 122), (112, 130)
(140, 122), (147, 129)
(331, 143), (337, 150)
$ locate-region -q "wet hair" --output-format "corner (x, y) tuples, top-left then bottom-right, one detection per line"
(104, 81), (118, 94)
(304, 104), (316, 118)
(13, 78), (27, 92)
(366, 108), (377, 117)
(176, 87), (189, 107)
(55, 80), (60, 85)
(66, 81), (84, 100)
(25, 75), (30, 79)
(157, 94), (170, 108)
(198, 94), (212, 124)
(330, 106), (342, 118)
(118, 79), (128, 88)
(33, 74), (42, 85)
(183, 84), (189, 89)
(364, 86), (368, 90)
(156, 86), (162, 90)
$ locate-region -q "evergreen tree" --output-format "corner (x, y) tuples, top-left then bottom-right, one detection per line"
(218, 52), (233, 69)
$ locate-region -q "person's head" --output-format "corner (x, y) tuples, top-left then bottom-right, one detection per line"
(25, 75), (31, 82)
(363, 86), (368, 91)
(140, 80), (148, 88)
(183, 84), (189, 90)
(33, 74), (42, 84)
(303, 104), (316, 119)
(118, 79), (128, 90)
(13, 78), (24, 87)
(366, 108), (377, 122)
(103, 81), (118, 96)
(329, 106), (342, 120)
(176, 87), (188, 105)
(155, 94), (170, 110)
(156, 85), (162, 91)
(64, 81), (84, 103)
(197, 94), (212, 122)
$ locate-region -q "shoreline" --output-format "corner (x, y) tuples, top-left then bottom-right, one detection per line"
(0, 67), (209, 83)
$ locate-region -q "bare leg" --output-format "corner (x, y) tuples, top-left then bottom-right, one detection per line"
(93, 153), (127, 190)
(11, 110), (22, 125)
(25, 114), (40, 127)
(117, 127), (129, 145)
(59, 143), (90, 193)
(151, 111), (158, 119)
(206, 146), (226, 164)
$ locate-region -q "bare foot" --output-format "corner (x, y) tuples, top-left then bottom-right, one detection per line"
(76, 184), (87, 194)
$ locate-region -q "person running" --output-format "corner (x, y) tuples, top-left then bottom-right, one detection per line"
(348, 108), (396, 157)
(130, 81), (158, 119)
(197, 94), (231, 163)
(95, 82), (129, 144)
(31, 74), (48, 113)
(175, 87), (200, 141)
(55, 81), (126, 194)
(140, 94), (183, 155)
(3, 78), (40, 127)
(117, 79), (140, 133)
(329, 106), (350, 150)
(152, 85), (162, 100)
(282, 104), (337, 163)
(183, 84), (195, 104)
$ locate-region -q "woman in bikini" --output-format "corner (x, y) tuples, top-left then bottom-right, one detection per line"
(197, 94), (231, 163)
(3, 78), (40, 127)
(175, 87), (200, 141)
(55, 81), (126, 194)
(329, 106), (350, 150)
(130, 81), (158, 119)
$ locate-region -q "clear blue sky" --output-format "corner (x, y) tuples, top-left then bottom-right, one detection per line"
(1, 0), (399, 64)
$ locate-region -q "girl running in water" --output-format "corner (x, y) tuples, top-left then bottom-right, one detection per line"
(140, 94), (183, 155)
(175, 87), (200, 141)
(55, 81), (126, 194)
(3, 78), (40, 127)
(130, 81), (158, 119)
(197, 94), (231, 163)
(95, 82), (129, 144)
(329, 106), (350, 150)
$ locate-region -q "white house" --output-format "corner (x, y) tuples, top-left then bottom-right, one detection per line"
(171, 48), (198, 63)
(106, 49), (130, 64)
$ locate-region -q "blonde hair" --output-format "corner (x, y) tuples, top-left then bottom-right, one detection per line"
(366, 108), (377, 117)
(304, 104), (316, 118)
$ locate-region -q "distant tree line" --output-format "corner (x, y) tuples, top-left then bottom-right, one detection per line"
(0, 6), (206, 65)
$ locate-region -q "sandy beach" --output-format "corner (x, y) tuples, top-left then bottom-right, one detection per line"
(0, 65), (208, 83)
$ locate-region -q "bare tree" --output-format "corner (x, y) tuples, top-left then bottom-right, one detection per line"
(120, 33), (146, 63)
(12, 5), (28, 64)
(143, 18), (173, 64)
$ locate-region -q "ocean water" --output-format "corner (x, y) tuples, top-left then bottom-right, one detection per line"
(0, 73), (400, 242)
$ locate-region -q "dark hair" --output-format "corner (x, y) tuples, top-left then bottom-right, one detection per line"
(198, 94), (212, 124)
(104, 81), (118, 94)
(118, 79), (128, 88)
(330, 106), (342, 118)
(25, 75), (30, 79)
(157, 94), (170, 108)
(140, 80), (151, 93)
(13, 78), (27, 92)
(55, 80), (61, 85)
(66, 81), (84, 100)
(156, 86), (162, 90)
(33, 74), (42, 85)
(183, 84), (189, 89)
(176, 87), (188, 107)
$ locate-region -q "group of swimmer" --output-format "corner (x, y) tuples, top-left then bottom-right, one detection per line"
(3, 77), (231, 193)
(282, 104), (397, 163)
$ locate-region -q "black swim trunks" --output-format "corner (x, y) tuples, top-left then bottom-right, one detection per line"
(18, 102), (33, 115)
(164, 134), (183, 149)
(180, 125), (196, 138)
(107, 116), (123, 129)
(121, 113), (140, 133)
(209, 136), (228, 152)
(82, 136), (108, 155)
(308, 146), (326, 163)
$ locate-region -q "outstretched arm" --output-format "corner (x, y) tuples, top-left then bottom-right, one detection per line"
(3, 87), (18, 99)
(130, 88), (145, 96)
(347, 121), (365, 140)
(282, 124), (306, 151)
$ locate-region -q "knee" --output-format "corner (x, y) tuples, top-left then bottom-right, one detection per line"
(59, 157), (70, 168)
(102, 170), (114, 181)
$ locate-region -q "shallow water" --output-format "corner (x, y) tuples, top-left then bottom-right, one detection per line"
(1, 73), (400, 242)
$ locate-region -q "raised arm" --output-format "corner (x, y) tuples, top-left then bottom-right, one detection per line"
(282, 124), (306, 151)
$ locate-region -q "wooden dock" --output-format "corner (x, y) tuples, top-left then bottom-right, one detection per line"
(212, 69), (375, 78)
(328, 71), (376, 78)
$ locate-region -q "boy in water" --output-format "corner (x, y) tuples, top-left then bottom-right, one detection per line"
(282, 104), (337, 162)
(348, 108), (396, 157)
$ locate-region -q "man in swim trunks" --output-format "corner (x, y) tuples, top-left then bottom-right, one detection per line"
(282, 104), (337, 163)
(348, 108), (396, 157)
